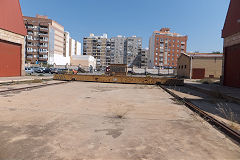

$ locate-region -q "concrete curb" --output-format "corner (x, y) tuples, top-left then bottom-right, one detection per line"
(185, 83), (240, 105)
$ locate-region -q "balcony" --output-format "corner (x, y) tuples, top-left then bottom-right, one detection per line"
(39, 39), (48, 42)
(26, 57), (33, 61)
(27, 27), (33, 31)
(40, 28), (48, 32)
(39, 51), (48, 55)
(39, 23), (48, 27)
(27, 43), (33, 47)
(27, 39), (34, 42)
(38, 57), (48, 61)
(39, 33), (48, 37)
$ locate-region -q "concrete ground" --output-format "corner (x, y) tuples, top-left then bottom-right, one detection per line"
(0, 82), (239, 160)
(0, 75), (53, 84)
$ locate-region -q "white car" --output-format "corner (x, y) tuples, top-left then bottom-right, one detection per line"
(25, 67), (34, 75)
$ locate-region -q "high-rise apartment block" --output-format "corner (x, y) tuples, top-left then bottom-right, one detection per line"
(83, 34), (142, 69)
(83, 34), (108, 69)
(149, 28), (187, 69)
(140, 49), (149, 68)
(125, 36), (142, 65)
(109, 36), (126, 64)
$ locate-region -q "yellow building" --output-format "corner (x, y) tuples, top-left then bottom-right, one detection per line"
(177, 53), (223, 79)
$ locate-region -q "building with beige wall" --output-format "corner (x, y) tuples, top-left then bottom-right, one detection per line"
(177, 53), (223, 79)
(71, 55), (96, 70)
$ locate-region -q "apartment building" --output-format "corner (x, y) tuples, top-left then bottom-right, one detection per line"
(109, 36), (126, 64)
(83, 33), (108, 69)
(149, 28), (188, 69)
(24, 15), (68, 65)
(125, 36), (142, 65)
(140, 49), (149, 68)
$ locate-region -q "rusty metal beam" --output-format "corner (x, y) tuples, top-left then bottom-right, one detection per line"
(53, 74), (183, 86)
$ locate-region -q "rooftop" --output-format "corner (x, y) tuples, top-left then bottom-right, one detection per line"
(184, 53), (223, 58)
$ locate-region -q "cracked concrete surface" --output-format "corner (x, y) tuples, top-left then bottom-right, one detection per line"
(0, 82), (239, 160)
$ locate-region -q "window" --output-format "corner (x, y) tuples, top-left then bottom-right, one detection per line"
(185, 65), (187, 69)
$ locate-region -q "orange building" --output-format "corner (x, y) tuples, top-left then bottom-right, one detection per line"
(149, 28), (187, 69)
(0, 0), (27, 77)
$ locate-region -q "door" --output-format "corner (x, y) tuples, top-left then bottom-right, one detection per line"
(192, 68), (205, 79)
(224, 44), (240, 88)
(0, 39), (21, 77)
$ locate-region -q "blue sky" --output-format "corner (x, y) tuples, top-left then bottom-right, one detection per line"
(20, 0), (230, 53)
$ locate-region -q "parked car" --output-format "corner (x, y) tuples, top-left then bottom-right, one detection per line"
(25, 67), (34, 75)
(50, 68), (58, 74)
(35, 67), (44, 73)
(32, 67), (40, 73)
(43, 68), (51, 73)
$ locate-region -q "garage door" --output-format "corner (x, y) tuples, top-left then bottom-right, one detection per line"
(0, 40), (21, 77)
(192, 68), (205, 79)
(224, 44), (240, 88)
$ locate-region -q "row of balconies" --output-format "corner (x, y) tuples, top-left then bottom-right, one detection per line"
(27, 57), (48, 61)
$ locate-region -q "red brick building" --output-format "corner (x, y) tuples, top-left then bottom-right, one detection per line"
(0, 0), (27, 77)
(222, 0), (240, 88)
(149, 28), (187, 69)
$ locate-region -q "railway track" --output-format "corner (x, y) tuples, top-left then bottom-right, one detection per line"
(0, 81), (68, 93)
(159, 85), (240, 146)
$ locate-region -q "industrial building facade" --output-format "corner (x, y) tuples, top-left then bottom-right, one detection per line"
(149, 28), (187, 69)
(222, 0), (240, 88)
(177, 53), (223, 79)
(0, 0), (26, 77)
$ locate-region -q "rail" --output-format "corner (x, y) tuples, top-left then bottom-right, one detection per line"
(159, 85), (240, 145)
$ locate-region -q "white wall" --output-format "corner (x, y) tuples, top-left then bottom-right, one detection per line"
(70, 38), (76, 56)
(53, 54), (70, 65)
(65, 32), (70, 58)
(149, 35), (155, 68)
(76, 41), (81, 56)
